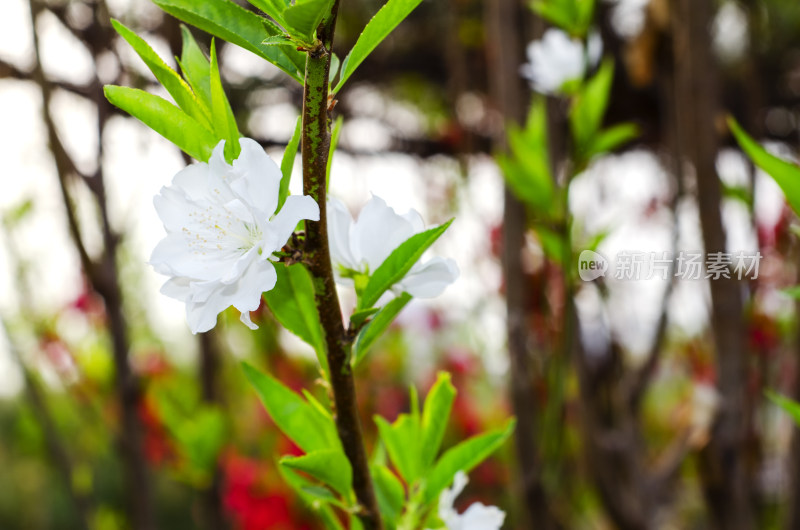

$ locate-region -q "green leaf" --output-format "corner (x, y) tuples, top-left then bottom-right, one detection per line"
(766, 390), (800, 426)
(178, 26), (212, 111)
(263, 34), (294, 46)
(247, 0), (290, 23)
(531, 1), (573, 32)
(112, 20), (212, 130)
(281, 449), (353, 497)
(420, 372), (456, 467)
(352, 293), (411, 366)
(349, 307), (380, 329)
(281, 0), (333, 43)
(329, 52), (340, 85)
(327, 115), (343, 189)
(375, 414), (421, 484)
(209, 40), (240, 162)
(104, 86), (218, 161)
(372, 465), (405, 524)
(781, 286), (800, 299)
(357, 220), (454, 310)
(278, 466), (346, 529)
(498, 98), (555, 214)
(534, 225), (566, 266)
(422, 419), (515, 504)
(152, 0), (305, 83)
(264, 264), (328, 373)
(729, 117), (800, 217)
(570, 59), (614, 160)
(241, 362), (339, 453)
(278, 116), (302, 211)
(587, 122), (638, 158)
(333, 0), (426, 92)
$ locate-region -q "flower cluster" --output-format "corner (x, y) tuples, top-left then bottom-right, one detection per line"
(150, 138), (319, 334)
(328, 195), (459, 299)
(151, 139), (458, 333)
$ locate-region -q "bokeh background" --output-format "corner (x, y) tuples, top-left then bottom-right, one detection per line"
(2, 0), (800, 528)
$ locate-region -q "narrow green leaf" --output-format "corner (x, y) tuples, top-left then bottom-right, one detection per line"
(281, 449), (353, 497)
(333, 0), (425, 92)
(247, 0), (290, 23)
(281, 0), (332, 43)
(209, 40), (240, 162)
(420, 372), (456, 467)
(278, 116), (302, 211)
(349, 307), (380, 329)
(422, 419), (515, 504)
(329, 52), (340, 85)
(588, 122), (638, 158)
(534, 225), (566, 266)
(262, 35), (293, 46)
(372, 465), (405, 526)
(112, 19), (212, 130)
(375, 414), (421, 484)
(531, 1), (573, 32)
(152, 0), (305, 83)
(241, 362), (339, 453)
(326, 115), (343, 189)
(104, 86), (217, 161)
(352, 293), (411, 366)
(178, 25), (212, 111)
(357, 220), (454, 310)
(766, 390), (800, 426)
(278, 466), (346, 529)
(729, 117), (800, 217)
(570, 59), (614, 159)
(264, 264), (328, 373)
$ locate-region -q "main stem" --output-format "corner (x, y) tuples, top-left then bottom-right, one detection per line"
(300, 6), (382, 529)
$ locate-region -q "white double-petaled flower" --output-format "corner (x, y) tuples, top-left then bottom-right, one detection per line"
(327, 195), (459, 300)
(150, 138), (319, 334)
(427, 471), (506, 530)
(521, 28), (603, 94)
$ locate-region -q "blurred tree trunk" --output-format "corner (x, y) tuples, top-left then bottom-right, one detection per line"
(485, 1), (555, 528)
(671, 0), (753, 528)
(198, 331), (230, 530)
(27, 1), (157, 528)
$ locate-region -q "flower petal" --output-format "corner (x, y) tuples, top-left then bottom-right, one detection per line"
(230, 138), (281, 217)
(352, 195), (416, 271)
(327, 197), (358, 271)
(267, 195), (320, 252)
(171, 162), (210, 200)
(397, 257), (459, 298)
(459, 503), (506, 529)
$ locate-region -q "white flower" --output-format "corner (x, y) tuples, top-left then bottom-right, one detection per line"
(150, 138), (319, 334)
(520, 29), (602, 94)
(327, 195), (458, 299)
(429, 471), (505, 530)
(606, 0), (651, 39)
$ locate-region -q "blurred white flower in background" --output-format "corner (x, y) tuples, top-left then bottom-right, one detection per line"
(150, 138), (319, 334)
(520, 28), (602, 94)
(713, 1), (749, 63)
(605, 0), (651, 39)
(328, 195), (459, 299)
(429, 471), (506, 530)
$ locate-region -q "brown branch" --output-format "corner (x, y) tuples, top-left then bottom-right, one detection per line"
(300, 3), (382, 529)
